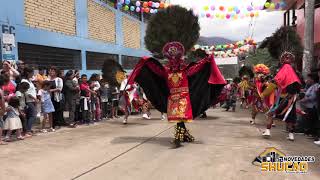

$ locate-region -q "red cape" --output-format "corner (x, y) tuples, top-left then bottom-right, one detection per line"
(274, 64), (301, 90)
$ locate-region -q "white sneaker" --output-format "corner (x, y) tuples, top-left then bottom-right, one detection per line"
(287, 133), (294, 141)
(314, 140), (320, 145)
(262, 129), (271, 138)
(250, 120), (255, 125)
(123, 118), (127, 124)
(142, 113), (150, 119)
(161, 114), (166, 121)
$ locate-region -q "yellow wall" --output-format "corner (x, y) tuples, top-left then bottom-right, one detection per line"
(122, 16), (141, 49)
(87, 0), (116, 43)
(25, 0), (76, 36)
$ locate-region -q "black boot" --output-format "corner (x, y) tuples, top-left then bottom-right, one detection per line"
(172, 123), (185, 148)
(183, 129), (195, 142)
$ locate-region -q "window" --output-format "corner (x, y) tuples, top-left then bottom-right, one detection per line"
(18, 43), (81, 70)
(86, 51), (119, 70)
(121, 55), (141, 69)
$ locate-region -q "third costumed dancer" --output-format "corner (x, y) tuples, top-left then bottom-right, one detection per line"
(128, 6), (226, 148)
(261, 52), (301, 141)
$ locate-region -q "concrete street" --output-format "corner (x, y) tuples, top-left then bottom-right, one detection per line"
(1, 108), (319, 180)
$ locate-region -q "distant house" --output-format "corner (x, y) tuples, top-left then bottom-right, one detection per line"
(271, 0), (320, 65)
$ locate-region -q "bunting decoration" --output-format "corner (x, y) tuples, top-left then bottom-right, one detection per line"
(193, 38), (257, 58)
(117, 0), (169, 13)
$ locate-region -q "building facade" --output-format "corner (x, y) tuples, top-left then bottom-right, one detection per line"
(0, 0), (150, 75)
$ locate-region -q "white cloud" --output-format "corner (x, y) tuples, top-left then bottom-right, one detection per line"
(170, 0), (284, 42)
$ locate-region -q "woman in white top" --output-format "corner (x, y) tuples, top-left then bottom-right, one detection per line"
(21, 67), (38, 136)
(48, 66), (67, 128)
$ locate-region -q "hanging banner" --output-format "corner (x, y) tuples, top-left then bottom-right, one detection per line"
(2, 33), (16, 60)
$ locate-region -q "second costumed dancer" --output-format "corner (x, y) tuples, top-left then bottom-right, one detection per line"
(128, 6), (226, 148)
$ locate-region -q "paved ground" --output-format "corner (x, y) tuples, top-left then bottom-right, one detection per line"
(1, 107), (319, 180)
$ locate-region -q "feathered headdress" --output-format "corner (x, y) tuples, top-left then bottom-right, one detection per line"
(102, 59), (126, 87)
(144, 5), (200, 58)
(254, 64), (270, 75)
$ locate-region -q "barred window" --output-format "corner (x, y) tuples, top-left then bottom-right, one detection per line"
(86, 51), (119, 70)
(18, 43), (81, 70)
(121, 55), (141, 69)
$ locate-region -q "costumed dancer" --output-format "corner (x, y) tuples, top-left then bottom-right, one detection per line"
(261, 52), (301, 141)
(129, 42), (225, 147)
(119, 76), (133, 124)
(129, 6), (226, 148)
(127, 6), (226, 148)
(250, 64), (271, 125)
(238, 66), (254, 109)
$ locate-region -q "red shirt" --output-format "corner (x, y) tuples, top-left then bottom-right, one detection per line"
(80, 82), (90, 97)
(2, 81), (16, 97)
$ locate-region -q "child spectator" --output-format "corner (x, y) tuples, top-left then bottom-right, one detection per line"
(3, 97), (24, 141)
(21, 66), (37, 137)
(15, 82), (30, 133)
(89, 73), (101, 122)
(100, 79), (111, 119)
(38, 81), (55, 132)
(80, 74), (96, 125)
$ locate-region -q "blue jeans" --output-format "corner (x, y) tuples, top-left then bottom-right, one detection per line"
(26, 102), (36, 132)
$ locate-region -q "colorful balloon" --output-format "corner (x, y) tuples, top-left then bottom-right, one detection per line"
(265, 2), (271, 8)
(148, 1), (153, 7)
(226, 14), (231, 19)
(136, 7), (141, 12)
(247, 6), (253, 11)
(159, 2), (165, 8)
(236, 9), (240, 14)
(136, 1), (141, 7)
(143, 2), (148, 8)
(124, 5), (129, 11)
(219, 6), (224, 11)
(117, 2), (122, 9)
(206, 13), (211, 18)
(125, 0), (130, 5)
(155, 2), (160, 8)
(130, 6), (135, 11)
(120, 0), (124, 4)
(270, 3), (275, 9)
(204, 6), (209, 11)
(210, 5), (215, 11)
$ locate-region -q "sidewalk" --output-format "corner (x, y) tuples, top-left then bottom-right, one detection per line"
(0, 108), (319, 180)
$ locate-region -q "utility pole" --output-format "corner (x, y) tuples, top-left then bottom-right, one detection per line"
(302, 0), (315, 77)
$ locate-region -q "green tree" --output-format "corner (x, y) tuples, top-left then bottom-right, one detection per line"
(245, 49), (278, 74)
(259, 26), (303, 63)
